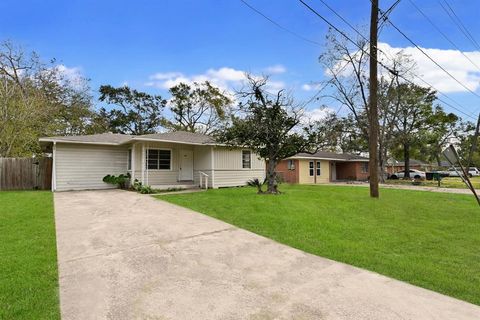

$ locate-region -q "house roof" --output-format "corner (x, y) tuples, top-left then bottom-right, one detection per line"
(290, 150), (369, 162)
(39, 133), (134, 145)
(39, 131), (216, 146)
(133, 131), (215, 145)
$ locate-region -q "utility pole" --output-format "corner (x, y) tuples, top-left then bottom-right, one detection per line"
(369, 0), (380, 198)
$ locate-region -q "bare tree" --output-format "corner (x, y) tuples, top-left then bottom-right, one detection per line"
(319, 30), (416, 181)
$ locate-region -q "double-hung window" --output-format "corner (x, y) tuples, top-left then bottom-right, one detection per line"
(147, 149), (171, 170)
(361, 162), (369, 173)
(242, 150), (251, 169)
(309, 161), (314, 176)
(316, 161), (321, 176)
(287, 159), (295, 170)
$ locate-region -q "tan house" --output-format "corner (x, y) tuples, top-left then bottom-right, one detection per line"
(276, 151), (369, 184)
(39, 131), (265, 191)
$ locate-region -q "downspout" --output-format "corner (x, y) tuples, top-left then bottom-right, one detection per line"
(51, 141), (56, 192)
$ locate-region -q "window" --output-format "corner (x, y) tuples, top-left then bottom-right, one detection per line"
(361, 162), (369, 173)
(309, 161), (314, 176)
(147, 149), (171, 170)
(287, 159), (295, 170)
(316, 161), (321, 176)
(127, 149), (132, 170)
(242, 150), (251, 169)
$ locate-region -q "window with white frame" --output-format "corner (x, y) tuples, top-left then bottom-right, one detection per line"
(242, 150), (251, 169)
(147, 149), (171, 170)
(309, 161), (314, 176)
(316, 161), (321, 176)
(287, 159), (295, 170)
(127, 149), (132, 170)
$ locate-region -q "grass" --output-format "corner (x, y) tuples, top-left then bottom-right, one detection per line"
(158, 184), (480, 305)
(0, 191), (60, 319)
(385, 176), (480, 189)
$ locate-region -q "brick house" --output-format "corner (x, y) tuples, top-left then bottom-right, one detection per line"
(275, 151), (369, 184)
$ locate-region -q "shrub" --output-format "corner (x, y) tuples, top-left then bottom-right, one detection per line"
(102, 173), (131, 189)
(139, 185), (154, 194)
(247, 178), (264, 194)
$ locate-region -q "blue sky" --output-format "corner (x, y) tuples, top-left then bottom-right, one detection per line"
(1, 0), (479, 121)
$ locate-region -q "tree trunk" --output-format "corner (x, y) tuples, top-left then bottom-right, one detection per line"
(378, 142), (386, 183)
(435, 152), (441, 167)
(266, 159), (278, 194)
(404, 143), (410, 179)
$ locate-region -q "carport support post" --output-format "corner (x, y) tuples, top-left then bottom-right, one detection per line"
(131, 143), (136, 183)
(51, 141), (56, 192)
(141, 143), (145, 185)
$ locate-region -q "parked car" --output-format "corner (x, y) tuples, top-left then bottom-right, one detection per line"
(390, 169), (426, 180)
(447, 167), (479, 178)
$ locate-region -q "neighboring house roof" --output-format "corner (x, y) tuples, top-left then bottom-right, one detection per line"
(289, 151), (369, 162)
(39, 131), (216, 146)
(388, 159), (428, 166)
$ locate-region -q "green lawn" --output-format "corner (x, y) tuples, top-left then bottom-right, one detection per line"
(158, 185), (480, 305)
(0, 191), (60, 319)
(386, 176), (480, 189)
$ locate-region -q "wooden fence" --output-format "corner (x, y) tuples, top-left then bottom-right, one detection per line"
(0, 157), (52, 190)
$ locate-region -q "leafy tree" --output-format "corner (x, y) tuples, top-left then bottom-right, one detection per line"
(98, 85), (166, 135)
(217, 76), (320, 194)
(456, 121), (480, 167)
(162, 81), (232, 134)
(421, 108), (460, 166)
(391, 83), (437, 178)
(0, 40), (95, 157)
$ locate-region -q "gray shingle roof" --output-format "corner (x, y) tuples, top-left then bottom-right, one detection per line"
(39, 133), (134, 144)
(292, 150), (368, 161)
(134, 131), (215, 145)
(39, 131), (216, 145)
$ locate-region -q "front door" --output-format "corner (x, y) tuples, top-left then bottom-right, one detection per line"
(179, 150), (193, 181)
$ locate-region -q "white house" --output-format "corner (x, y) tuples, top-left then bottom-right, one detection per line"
(39, 131), (265, 191)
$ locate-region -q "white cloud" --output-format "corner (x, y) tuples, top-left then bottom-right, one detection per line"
(264, 64), (286, 74)
(53, 64), (85, 88)
(146, 67), (248, 91)
(335, 42), (480, 93)
(378, 42), (480, 93)
(301, 83), (324, 91)
(266, 80), (286, 91)
(304, 106), (335, 121)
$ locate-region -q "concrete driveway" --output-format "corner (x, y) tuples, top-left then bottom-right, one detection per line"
(54, 190), (480, 320)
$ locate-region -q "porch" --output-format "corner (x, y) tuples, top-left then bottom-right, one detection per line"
(128, 141), (214, 189)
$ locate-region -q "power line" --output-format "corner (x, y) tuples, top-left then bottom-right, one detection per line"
(298, 0), (477, 120)
(380, 7), (480, 100)
(439, 0), (480, 51)
(407, 0), (480, 73)
(239, 0), (322, 47)
(314, 0), (476, 119)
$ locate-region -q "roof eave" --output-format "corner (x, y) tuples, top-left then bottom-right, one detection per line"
(38, 138), (124, 146)
(130, 137), (217, 146)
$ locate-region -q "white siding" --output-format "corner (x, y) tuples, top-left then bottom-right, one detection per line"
(193, 146), (214, 187)
(213, 147), (265, 187)
(55, 143), (128, 191)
